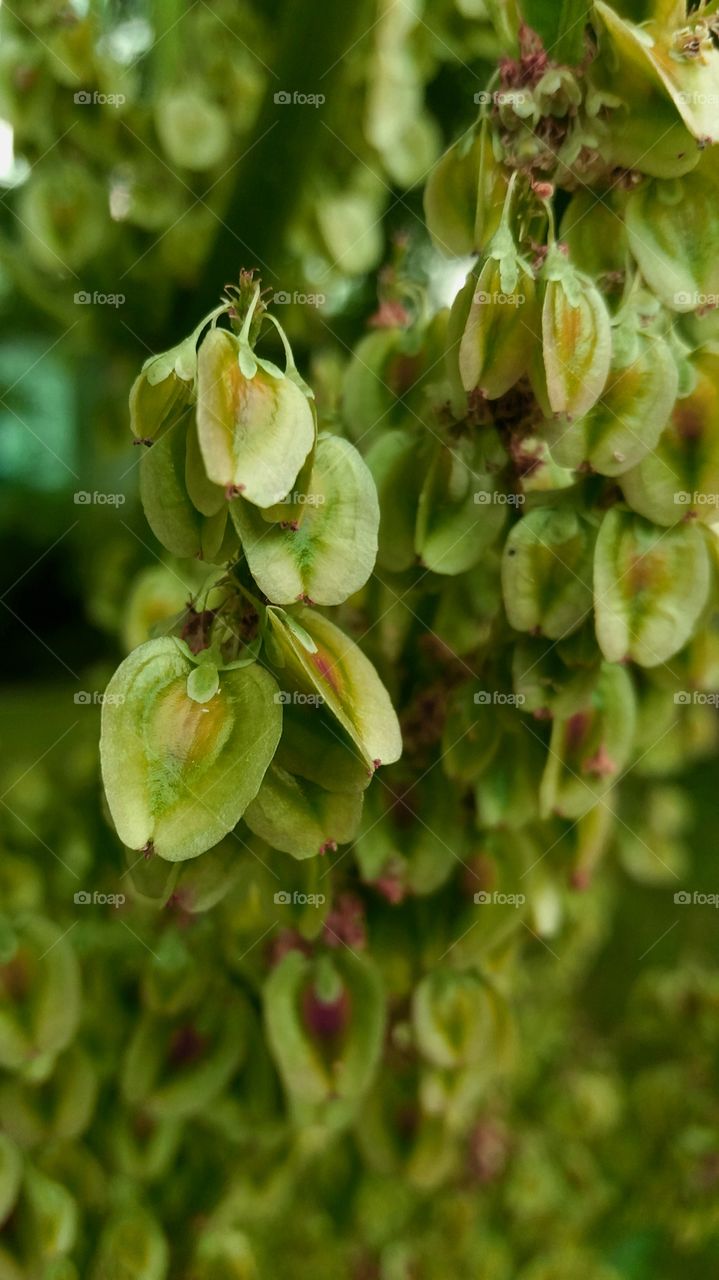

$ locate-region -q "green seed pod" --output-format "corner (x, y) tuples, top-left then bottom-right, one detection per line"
(196, 328), (315, 507)
(0, 1044), (97, 1146)
(559, 189), (629, 286)
(424, 122), (507, 257)
(415, 431), (508, 576)
(100, 638), (282, 861)
(459, 249), (537, 400)
(264, 950), (385, 1106)
(441, 684), (503, 784)
(366, 428), (426, 573)
(502, 507), (596, 640)
(244, 763), (363, 859)
(19, 1167), (77, 1263)
(185, 418), (225, 516)
(130, 338), (197, 444)
(0, 916), (80, 1073)
(594, 507), (711, 666)
(626, 163), (719, 313)
(18, 164), (106, 273)
(412, 971), (501, 1070)
(545, 319), (678, 476)
(231, 434), (379, 606)
(0, 1134), (22, 1225)
(189, 1230), (258, 1280)
(533, 244), (612, 420)
(474, 722), (546, 829)
(90, 1208), (169, 1280)
(140, 417), (202, 560)
(621, 351), (719, 524)
(512, 634), (601, 719)
(121, 989), (247, 1119)
(170, 838), (243, 914)
(275, 701), (372, 794)
(591, 2), (706, 177)
(155, 89), (230, 171)
(266, 607), (402, 768)
(539, 663), (637, 820)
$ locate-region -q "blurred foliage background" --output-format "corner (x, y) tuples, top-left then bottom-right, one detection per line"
(1, 0), (719, 1277)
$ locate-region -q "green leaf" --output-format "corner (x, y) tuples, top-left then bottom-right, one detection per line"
(231, 434), (379, 606)
(196, 328), (315, 507)
(244, 762), (363, 859)
(267, 608), (402, 768)
(100, 638), (282, 861)
(593, 508), (711, 667)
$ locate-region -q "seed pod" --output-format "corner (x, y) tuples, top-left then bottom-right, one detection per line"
(140, 417), (202, 560)
(264, 950), (385, 1105)
(18, 164), (106, 273)
(266, 607), (402, 768)
(185, 418), (225, 516)
(594, 507), (711, 666)
(231, 434), (379, 606)
(475, 722), (546, 829)
(412, 971), (500, 1069)
(621, 351), (719, 524)
(424, 122), (507, 257)
(189, 1229), (258, 1280)
(626, 164), (719, 314)
(19, 1167), (77, 1262)
(90, 1209), (168, 1280)
(559, 190), (629, 283)
(0, 1133), (22, 1224)
(441, 684), (503, 784)
(275, 702), (371, 794)
(459, 256), (537, 400)
(366, 428), (426, 573)
(502, 507), (596, 639)
(130, 337), (197, 443)
(0, 916), (80, 1072)
(155, 89), (230, 171)
(512, 635), (601, 720)
(196, 328), (315, 507)
(545, 321), (678, 477)
(534, 244), (612, 420)
(539, 663), (637, 820)
(415, 431), (508, 576)
(591, 2), (705, 176)
(100, 638), (282, 861)
(121, 988), (247, 1120)
(244, 762), (363, 859)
